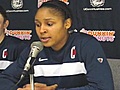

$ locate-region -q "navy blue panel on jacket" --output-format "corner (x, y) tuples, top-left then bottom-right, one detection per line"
(0, 36), (28, 72)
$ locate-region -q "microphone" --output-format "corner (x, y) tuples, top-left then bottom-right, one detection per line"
(20, 41), (43, 79)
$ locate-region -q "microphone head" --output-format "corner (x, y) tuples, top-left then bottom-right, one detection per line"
(29, 41), (43, 57)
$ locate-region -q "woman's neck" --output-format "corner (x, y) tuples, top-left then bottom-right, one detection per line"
(0, 34), (5, 44)
(52, 33), (69, 51)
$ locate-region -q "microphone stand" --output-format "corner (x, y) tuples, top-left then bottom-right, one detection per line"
(29, 64), (35, 90)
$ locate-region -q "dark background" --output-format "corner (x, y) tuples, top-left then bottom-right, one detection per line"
(0, 0), (120, 59)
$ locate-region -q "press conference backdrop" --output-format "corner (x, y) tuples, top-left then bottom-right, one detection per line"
(0, 0), (120, 59)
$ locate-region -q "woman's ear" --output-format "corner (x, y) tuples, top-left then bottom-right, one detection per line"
(64, 18), (72, 29)
(4, 20), (9, 29)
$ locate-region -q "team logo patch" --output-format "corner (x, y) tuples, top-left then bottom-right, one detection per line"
(11, 0), (23, 9)
(38, 0), (50, 8)
(39, 58), (48, 62)
(71, 46), (76, 59)
(97, 58), (103, 63)
(59, 0), (69, 5)
(90, 0), (105, 7)
(2, 49), (8, 59)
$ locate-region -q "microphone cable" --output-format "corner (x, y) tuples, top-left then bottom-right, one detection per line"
(9, 77), (24, 90)
(10, 58), (36, 90)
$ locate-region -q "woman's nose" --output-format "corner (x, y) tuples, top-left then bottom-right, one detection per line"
(39, 25), (47, 33)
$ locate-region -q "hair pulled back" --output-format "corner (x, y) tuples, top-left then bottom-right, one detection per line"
(0, 5), (8, 22)
(39, 1), (73, 21)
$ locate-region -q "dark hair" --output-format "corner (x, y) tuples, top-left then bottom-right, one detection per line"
(0, 5), (8, 22)
(38, 1), (73, 21)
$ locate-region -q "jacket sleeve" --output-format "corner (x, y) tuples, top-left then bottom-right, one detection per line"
(0, 47), (30, 90)
(14, 42), (29, 59)
(58, 37), (114, 90)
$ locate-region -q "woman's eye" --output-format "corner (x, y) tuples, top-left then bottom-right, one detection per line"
(47, 23), (53, 26)
(36, 23), (41, 27)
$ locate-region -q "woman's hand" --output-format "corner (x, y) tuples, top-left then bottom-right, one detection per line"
(17, 83), (58, 90)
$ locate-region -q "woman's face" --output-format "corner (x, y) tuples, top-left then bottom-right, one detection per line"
(35, 7), (71, 51)
(0, 14), (9, 37)
(0, 14), (5, 36)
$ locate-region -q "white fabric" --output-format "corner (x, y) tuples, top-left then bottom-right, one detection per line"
(34, 62), (87, 77)
(0, 60), (13, 69)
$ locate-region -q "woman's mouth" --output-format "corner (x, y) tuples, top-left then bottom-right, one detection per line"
(40, 37), (50, 43)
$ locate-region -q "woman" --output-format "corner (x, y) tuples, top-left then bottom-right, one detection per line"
(0, 5), (28, 73)
(0, 1), (114, 90)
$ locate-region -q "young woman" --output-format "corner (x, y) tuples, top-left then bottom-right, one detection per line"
(0, 5), (28, 73)
(0, 1), (114, 90)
